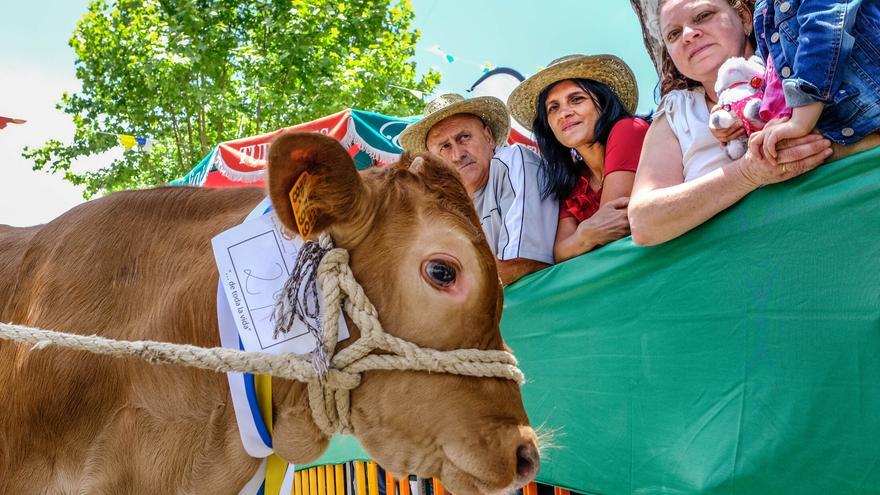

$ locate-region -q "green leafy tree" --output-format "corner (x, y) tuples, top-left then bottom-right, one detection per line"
(25, 0), (439, 197)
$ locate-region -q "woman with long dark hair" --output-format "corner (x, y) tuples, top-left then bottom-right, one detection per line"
(508, 54), (650, 262)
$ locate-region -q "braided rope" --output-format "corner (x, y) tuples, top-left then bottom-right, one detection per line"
(0, 234), (524, 437)
(273, 238), (331, 379)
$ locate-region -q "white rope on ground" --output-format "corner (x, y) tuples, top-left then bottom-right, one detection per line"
(0, 234), (524, 437)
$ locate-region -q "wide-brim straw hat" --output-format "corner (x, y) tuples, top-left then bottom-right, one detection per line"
(398, 93), (511, 154)
(507, 54), (638, 130)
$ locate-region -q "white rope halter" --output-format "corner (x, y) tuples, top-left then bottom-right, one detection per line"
(0, 234), (524, 437)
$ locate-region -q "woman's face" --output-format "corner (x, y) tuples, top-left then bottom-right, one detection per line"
(544, 79), (600, 149)
(660, 0), (753, 86)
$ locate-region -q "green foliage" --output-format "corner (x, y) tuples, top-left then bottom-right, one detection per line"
(24, 0), (439, 197)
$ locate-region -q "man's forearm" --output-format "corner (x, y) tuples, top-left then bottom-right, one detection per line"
(496, 258), (550, 286)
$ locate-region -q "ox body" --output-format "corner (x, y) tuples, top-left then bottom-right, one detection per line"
(0, 133), (539, 494)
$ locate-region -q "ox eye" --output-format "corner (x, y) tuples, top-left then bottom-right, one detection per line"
(424, 259), (457, 288)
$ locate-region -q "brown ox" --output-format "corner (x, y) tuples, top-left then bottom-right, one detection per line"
(0, 133), (539, 494)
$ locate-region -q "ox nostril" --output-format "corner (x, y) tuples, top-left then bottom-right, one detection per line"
(515, 443), (540, 485)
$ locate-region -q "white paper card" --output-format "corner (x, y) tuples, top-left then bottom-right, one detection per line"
(212, 211), (348, 354)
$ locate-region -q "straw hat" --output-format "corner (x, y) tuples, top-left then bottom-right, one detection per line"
(507, 54), (638, 130)
(398, 93), (511, 154)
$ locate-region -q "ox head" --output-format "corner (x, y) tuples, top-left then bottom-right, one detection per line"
(265, 132), (539, 494)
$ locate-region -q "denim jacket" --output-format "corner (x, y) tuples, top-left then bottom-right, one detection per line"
(755, 0), (880, 144)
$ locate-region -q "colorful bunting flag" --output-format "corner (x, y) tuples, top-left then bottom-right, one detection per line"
(0, 116), (26, 130)
(427, 45), (456, 63)
(115, 133), (154, 151)
(135, 137), (155, 152)
(119, 134), (138, 150)
(390, 84), (424, 99)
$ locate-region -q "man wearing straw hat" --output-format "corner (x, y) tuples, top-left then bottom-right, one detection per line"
(399, 93), (558, 285)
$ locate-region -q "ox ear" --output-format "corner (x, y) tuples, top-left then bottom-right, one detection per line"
(408, 153), (482, 227)
(267, 132), (367, 240)
(408, 153), (468, 197)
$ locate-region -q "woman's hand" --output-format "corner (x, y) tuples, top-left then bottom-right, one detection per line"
(577, 197), (631, 247)
(553, 197), (632, 262)
(709, 104), (746, 146)
(738, 130), (833, 188)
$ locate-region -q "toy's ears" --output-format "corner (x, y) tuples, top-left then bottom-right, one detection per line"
(266, 132), (369, 241)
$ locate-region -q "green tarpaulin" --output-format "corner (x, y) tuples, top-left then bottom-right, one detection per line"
(302, 147), (880, 494)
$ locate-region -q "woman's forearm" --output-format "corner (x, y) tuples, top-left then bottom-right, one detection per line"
(629, 160), (758, 246)
(554, 229), (599, 263)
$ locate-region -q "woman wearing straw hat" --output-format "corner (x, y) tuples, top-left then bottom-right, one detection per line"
(508, 54), (649, 262)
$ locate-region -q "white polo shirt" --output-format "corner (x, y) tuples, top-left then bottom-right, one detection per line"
(471, 144), (558, 264)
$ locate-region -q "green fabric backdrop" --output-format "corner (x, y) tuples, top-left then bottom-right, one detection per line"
(301, 147), (880, 495)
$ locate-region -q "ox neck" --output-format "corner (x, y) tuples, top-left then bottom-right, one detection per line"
(269, 332), (362, 462)
(267, 378), (328, 462)
(269, 315), (363, 461)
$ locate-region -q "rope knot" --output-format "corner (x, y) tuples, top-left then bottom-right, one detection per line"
(323, 368), (361, 390)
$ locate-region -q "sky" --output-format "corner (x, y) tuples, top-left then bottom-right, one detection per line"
(0, 0), (659, 227)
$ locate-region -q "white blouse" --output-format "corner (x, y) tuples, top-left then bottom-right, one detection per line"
(654, 88), (735, 182)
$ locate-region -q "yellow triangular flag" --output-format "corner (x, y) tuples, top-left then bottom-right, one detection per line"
(119, 134), (137, 150)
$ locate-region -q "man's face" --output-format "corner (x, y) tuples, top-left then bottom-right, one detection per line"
(425, 114), (496, 194)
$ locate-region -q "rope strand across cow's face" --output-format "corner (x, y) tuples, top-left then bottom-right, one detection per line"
(0, 131), (539, 495)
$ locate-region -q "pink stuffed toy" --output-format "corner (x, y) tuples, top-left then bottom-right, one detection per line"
(709, 56), (767, 160)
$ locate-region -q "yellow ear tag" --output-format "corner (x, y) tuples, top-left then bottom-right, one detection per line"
(289, 171), (317, 239)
